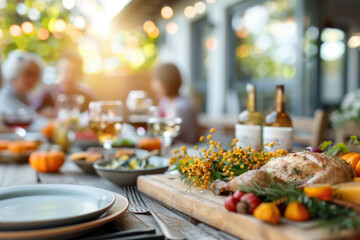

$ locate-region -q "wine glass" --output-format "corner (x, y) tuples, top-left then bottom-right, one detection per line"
(89, 101), (123, 160)
(147, 106), (182, 156)
(126, 90), (152, 136)
(2, 108), (35, 139)
(54, 94), (84, 151)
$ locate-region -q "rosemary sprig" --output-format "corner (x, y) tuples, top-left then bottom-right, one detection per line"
(239, 175), (303, 203)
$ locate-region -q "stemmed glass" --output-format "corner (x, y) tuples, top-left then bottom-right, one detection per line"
(89, 101), (123, 160)
(56, 94), (84, 143)
(147, 106), (182, 156)
(2, 108), (35, 139)
(126, 90), (152, 136)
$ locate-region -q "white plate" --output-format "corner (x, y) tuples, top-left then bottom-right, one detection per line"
(0, 193), (128, 240)
(0, 184), (115, 230)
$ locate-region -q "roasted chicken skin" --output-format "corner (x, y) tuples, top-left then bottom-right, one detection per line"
(261, 152), (355, 185)
(211, 169), (271, 195)
(211, 152), (355, 195)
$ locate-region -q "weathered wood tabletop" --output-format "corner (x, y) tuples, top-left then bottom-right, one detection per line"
(0, 161), (239, 240)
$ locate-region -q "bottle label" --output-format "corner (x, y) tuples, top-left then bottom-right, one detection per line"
(263, 126), (293, 152)
(235, 124), (262, 151)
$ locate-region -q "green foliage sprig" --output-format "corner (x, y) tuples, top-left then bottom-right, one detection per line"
(320, 135), (360, 156)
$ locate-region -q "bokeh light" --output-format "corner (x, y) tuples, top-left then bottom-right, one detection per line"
(21, 21), (34, 34)
(143, 20), (156, 33)
(126, 49), (145, 68)
(206, 37), (218, 50)
(236, 27), (248, 38)
(321, 28), (344, 42)
(126, 35), (139, 48)
(206, 0), (216, 3)
(28, 7), (40, 21)
(70, 30), (83, 42)
(143, 43), (157, 57)
(320, 42), (345, 61)
(55, 19), (66, 32)
(74, 15), (86, 30)
(194, 2), (206, 14)
(236, 44), (251, 58)
(37, 28), (50, 40)
(48, 18), (56, 32)
(348, 36), (360, 48)
(16, 3), (27, 15)
(166, 22), (178, 35)
(65, 24), (76, 35)
(320, 28), (345, 61)
(161, 6), (173, 20)
(53, 32), (63, 39)
(47, 6), (60, 18)
(9, 25), (22, 37)
(83, 52), (102, 74)
(0, 29), (3, 38)
(148, 27), (159, 39)
(184, 6), (196, 19)
(62, 0), (75, 10)
(0, 0), (7, 9)
(104, 56), (120, 72)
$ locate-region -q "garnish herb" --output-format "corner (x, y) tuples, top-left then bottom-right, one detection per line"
(320, 135), (360, 156)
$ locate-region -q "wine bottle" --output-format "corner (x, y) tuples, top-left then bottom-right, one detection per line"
(235, 84), (263, 151)
(263, 85), (293, 152)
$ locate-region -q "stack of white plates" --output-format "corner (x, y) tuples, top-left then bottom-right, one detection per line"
(0, 184), (128, 240)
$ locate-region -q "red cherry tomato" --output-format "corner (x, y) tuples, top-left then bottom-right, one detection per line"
(240, 193), (261, 214)
(224, 196), (239, 212)
(233, 191), (245, 201)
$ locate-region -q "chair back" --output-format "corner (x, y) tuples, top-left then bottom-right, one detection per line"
(292, 109), (328, 147)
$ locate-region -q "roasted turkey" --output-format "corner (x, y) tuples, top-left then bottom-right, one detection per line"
(212, 152), (355, 195)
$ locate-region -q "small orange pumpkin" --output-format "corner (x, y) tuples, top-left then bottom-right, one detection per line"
(284, 201), (310, 222)
(41, 121), (55, 139)
(339, 152), (360, 177)
(304, 184), (333, 201)
(355, 163), (360, 178)
(0, 140), (9, 151)
(29, 150), (65, 173)
(340, 152), (359, 161)
(346, 154), (360, 169)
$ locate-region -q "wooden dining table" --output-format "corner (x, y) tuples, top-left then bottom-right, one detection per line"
(0, 159), (239, 240)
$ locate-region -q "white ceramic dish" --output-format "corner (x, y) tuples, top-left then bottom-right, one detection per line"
(0, 184), (115, 230)
(0, 193), (128, 240)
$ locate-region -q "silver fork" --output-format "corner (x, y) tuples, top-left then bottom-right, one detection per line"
(124, 186), (185, 240)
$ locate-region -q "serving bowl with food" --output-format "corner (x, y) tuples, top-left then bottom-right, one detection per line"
(93, 148), (168, 186)
(0, 134), (43, 163)
(70, 151), (103, 174)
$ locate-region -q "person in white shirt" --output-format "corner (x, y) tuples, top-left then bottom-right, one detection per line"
(151, 63), (199, 144)
(0, 50), (44, 114)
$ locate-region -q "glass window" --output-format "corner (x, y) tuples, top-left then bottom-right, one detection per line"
(320, 28), (346, 105)
(191, 16), (210, 113)
(228, 0), (298, 114)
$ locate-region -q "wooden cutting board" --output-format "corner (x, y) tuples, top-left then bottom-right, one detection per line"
(138, 174), (360, 240)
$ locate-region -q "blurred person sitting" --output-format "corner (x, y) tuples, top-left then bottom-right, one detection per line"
(0, 50), (44, 114)
(151, 63), (199, 144)
(30, 51), (96, 117)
